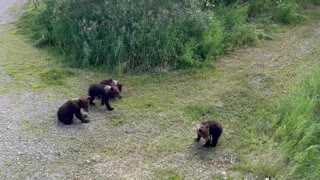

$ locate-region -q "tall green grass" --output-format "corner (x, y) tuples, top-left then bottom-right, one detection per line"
(20, 0), (315, 72)
(275, 65), (320, 179)
(272, 1), (305, 24)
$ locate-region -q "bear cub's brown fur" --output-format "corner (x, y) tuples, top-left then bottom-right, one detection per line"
(99, 78), (122, 92)
(88, 84), (121, 111)
(195, 120), (223, 148)
(57, 97), (90, 125)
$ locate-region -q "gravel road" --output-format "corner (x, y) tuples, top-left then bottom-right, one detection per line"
(0, 1), (68, 178)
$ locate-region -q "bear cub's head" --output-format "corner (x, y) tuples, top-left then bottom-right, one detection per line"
(197, 124), (210, 141)
(78, 96), (91, 112)
(111, 79), (122, 92)
(105, 85), (122, 99)
(100, 79), (123, 93)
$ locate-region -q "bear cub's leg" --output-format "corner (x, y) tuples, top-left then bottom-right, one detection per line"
(89, 96), (96, 106)
(102, 96), (113, 111)
(75, 110), (89, 123)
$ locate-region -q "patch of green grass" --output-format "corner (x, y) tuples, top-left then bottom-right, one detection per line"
(18, 119), (45, 138)
(107, 113), (126, 127)
(0, 87), (6, 93)
(0, 26), (100, 93)
(184, 104), (217, 121)
(127, 96), (160, 110)
(154, 168), (183, 180)
(40, 68), (75, 86)
(155, 133), (188, 153)
(210, 174), (227, 180)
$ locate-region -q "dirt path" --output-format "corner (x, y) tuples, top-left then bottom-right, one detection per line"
(0, 2), (320, 179)
(0, 0), (25, 25)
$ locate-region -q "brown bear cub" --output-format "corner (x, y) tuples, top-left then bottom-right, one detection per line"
(195, 120), (223, 148)
(88, 84), (121, 111)
(57, 97), (91, 125)
(99, 79), (122, 92)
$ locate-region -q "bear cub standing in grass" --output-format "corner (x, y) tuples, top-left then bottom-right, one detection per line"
(99, 78), (123, 93)
(195, 120), (223, 148)
(88, 84), (122, 111)
(57, 97), (91, 125)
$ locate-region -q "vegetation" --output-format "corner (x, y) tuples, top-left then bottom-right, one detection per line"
(275, 63), (320, 179)
(20, 0), (315, 73)
(5, 0), (318, 179)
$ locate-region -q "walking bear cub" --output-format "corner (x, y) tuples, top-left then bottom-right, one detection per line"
(57, 97), (91, 125)
(99, 79), (122, 92)
(88, 84), (122, 111)
(195, 120), (223, 148)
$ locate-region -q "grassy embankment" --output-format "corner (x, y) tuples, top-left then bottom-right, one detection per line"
(21, 0), (318, 73)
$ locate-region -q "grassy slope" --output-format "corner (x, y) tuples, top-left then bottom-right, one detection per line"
(275, 62), (320, 179)
(0, 7), (320, 179)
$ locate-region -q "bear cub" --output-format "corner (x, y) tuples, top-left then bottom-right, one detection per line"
(195, 120), (223, 148)
(99, 78), (122, 92)
(57, 97), (90, 125)
(88, 84), (121, 111)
